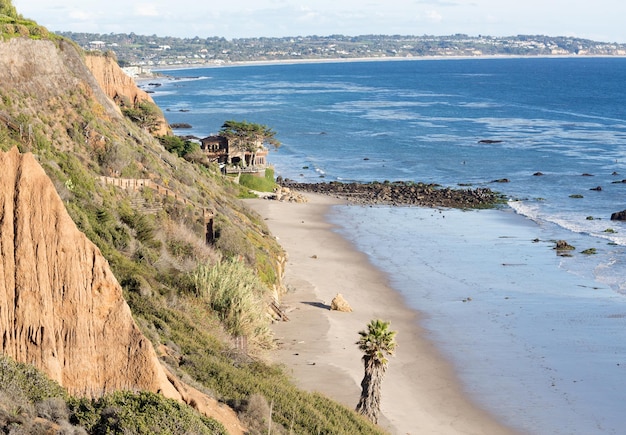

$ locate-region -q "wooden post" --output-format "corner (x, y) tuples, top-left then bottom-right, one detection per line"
(206, 217), (215, 245)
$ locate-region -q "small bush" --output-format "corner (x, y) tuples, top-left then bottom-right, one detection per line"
(68, 391), (226, 435)
(239, 393), (287, 435)
(158, 135), (200, 158)
(214, 219), (256, 264)
(36, 397), (70, 423)
(0, 356), (67, 403)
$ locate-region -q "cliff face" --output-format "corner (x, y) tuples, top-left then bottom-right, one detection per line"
(0, 38), (121, 121)
(0, 147), (177, 398)
(0, 34), (246, 432)
(0, 147), (244, 433)
(84, 54), (170, 136)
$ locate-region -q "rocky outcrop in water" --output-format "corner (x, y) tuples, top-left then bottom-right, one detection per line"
(280, 180), (503, 208)
(611, 209), (626, 220)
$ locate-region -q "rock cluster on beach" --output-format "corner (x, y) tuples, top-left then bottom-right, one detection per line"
(280, 180), (503, 208)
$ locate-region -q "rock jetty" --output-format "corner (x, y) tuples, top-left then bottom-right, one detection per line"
(280, 180), (503, 208)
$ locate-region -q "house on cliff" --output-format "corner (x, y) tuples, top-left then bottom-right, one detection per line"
(200, 134), (268, 172)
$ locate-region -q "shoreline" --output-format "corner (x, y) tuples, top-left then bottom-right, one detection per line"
(247, 193), (520, 435)
(147, 53), (626, 73)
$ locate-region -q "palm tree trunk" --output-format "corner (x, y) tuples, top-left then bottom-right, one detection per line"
(355, 356), (386, 424)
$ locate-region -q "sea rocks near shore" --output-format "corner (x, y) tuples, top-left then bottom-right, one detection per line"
(279, 180), (504, 208)
(610, 209), (626, 220)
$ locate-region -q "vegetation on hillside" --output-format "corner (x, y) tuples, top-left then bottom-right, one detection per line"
(0, 0), (56, 41)
(0, 355), (225, 434)
(239, 168), (278, 193)
(157, 134), (200, 158)
(0, 2), (386, 432)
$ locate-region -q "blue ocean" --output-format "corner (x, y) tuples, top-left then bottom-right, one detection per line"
(150, 58), (626, 434)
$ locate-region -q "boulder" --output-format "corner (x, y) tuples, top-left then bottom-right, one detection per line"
(611, 209), (626, 220)
(330, 293), (353, 312)
(555, 240), (575, 250)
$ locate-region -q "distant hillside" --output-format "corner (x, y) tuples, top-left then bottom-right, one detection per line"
(58, 31), (626, 69)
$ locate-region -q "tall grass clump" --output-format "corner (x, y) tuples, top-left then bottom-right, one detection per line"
(191, 258), (273, 349)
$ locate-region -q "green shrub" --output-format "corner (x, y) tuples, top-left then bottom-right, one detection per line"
(68, 390), (226, 435)
(0, 0), (19, 18)
(0, 356), (83, 434)
(0, 356), (66, 403)
(122, 101), (163, 133)
(158, 135), (200, 158)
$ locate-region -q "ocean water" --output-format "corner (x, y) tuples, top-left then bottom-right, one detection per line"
(150, 58), (626, 434)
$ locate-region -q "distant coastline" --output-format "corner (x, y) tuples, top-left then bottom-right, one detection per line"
(147, 53), (626, 74)
(59, 31), (626, 72)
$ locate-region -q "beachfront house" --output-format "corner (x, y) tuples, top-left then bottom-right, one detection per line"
(200, 134), (268, 172)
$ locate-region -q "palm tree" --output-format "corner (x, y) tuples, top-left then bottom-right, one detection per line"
(355, 319), (397, 424)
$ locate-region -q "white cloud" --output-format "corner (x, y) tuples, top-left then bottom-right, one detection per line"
(425, 10), (443, 23)
(68, 10), (94, 21)
(134, 3), (160, 18)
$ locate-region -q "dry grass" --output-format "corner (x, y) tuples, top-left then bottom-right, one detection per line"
(191, 258), (274, 350)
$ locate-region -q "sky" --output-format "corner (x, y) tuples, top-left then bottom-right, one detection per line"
(12, 1), (626, 43)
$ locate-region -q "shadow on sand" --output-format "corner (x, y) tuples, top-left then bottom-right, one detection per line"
(301, 301), (331, 310)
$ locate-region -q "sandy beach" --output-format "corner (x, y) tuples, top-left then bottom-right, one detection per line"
(247, 193), (520, 435)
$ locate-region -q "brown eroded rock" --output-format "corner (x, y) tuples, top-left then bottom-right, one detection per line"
(330, 293), (353, 312)
(0, 148), (244, 433)
(84, 53), (170, 136)
(0, 147), (177, 397)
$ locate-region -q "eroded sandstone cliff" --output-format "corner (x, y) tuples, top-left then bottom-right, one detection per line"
(0, 146), (243, 433)
(0, 147), (175, 396)
(84, 53), (170, 136)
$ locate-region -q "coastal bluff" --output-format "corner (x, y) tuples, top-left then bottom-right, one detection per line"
(0, 35), (247, 432)
(0, 148), (174, 397)
(0, 147), (243, 432)
(84, 53), (170, 136)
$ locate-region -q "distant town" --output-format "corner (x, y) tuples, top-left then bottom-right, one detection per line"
(59, 32), (626, 72)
